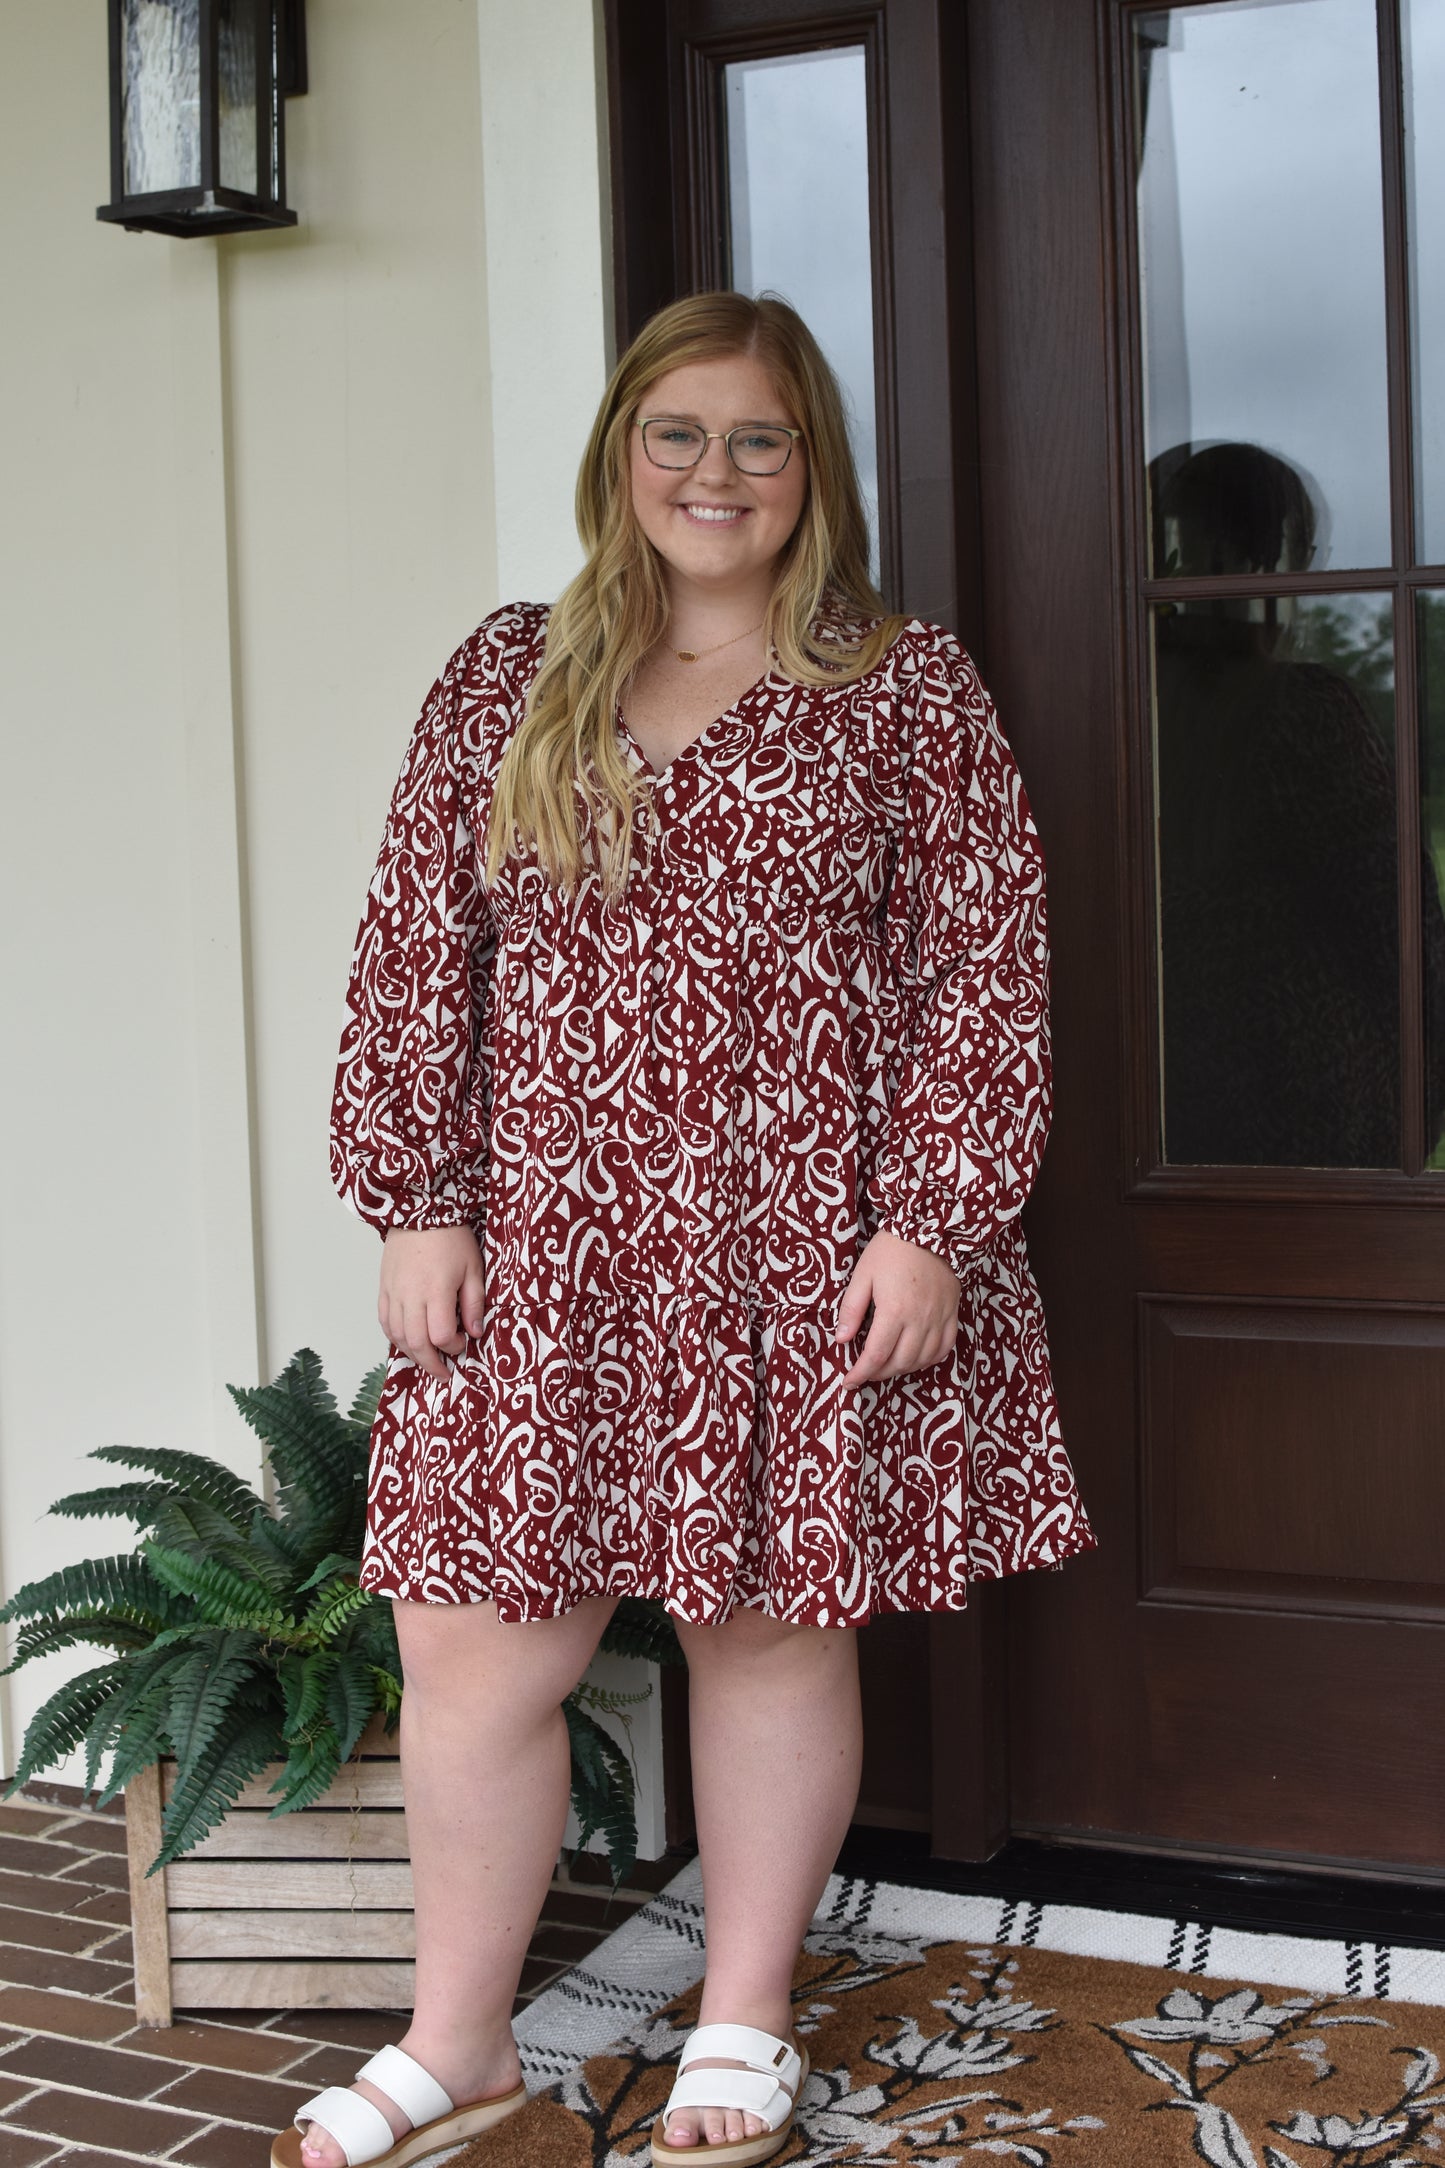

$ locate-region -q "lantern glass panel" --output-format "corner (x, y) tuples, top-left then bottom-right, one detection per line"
(219, 0), (261, 196)
(122, 0), (201, 195)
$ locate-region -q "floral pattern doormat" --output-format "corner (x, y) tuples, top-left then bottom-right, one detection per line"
(459, 1860), (1445, 2167)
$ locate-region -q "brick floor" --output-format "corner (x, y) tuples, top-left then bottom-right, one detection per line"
(0, 1791), (689, 2168)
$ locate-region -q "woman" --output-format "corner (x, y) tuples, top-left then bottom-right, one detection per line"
(278, 291), (1095, 2168)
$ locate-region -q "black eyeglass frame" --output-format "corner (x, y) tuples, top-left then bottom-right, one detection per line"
(635, 417), (806, 475)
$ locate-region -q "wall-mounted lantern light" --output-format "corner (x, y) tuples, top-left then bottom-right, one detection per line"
(97, 0), (307, 237)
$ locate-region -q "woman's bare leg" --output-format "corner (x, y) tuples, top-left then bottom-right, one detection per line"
(661, 1610), (863, 2151)
(299, 1594), (617, 2168)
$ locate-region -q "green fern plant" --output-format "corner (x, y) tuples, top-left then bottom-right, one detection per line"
(0, 1349), (683, 1884)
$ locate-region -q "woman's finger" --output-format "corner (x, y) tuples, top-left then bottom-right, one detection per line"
(460, 1259), (486, 1340)
(842, 1312), (903, 1385)
(400, 1301), (449, 1380)
(429, 1289), (466, 1358)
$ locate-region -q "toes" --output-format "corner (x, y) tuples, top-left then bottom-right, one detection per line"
(666, 2108), (699, 2148)
(299, 2127), (340, 2168)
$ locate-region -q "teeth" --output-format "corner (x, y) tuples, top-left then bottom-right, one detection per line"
(684, 505), (744, 522)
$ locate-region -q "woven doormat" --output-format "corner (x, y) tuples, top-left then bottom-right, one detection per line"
(457, 1858), (1445, 2166)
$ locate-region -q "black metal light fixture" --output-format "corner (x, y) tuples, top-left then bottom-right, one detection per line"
(97, 0), (307, 238)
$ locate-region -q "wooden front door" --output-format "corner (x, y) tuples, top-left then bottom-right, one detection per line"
(958, 0), (1445, 1877)
(610, 0), (1445, 1876)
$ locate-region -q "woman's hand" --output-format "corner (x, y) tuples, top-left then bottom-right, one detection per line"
(833, 1230), (961, 1386)
(378, 1224), (486, 1382)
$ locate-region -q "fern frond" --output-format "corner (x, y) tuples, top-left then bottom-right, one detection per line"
(347, 1362), (387, 1433)
(297, 1553), (363, 1594)
(151, 1492), (267, 1563)
(563, 1699), (638, 1885)
(244, 1510), (313, 1593)
(4, 1661), (130, 1792)
(2, 1614), (154, 1675)
(571, 1681), (653, 1716)
(279, 1348), (339, 1418)
(268, 1721), (343, 1814)
(142, 1543), (290, 1635)
(92, 1673), (175, 1808)
(349, 1599), (402, 1682)
(89, 1445), (262, 1528)
(324, 1652), (376, 1761)
(278, 1649), (336, 1739)
(164, 1632), (265, 1798)
(600, 1598), (686, 1668)
(152, 1709), (280, 1871)
(228, 1380), (359, 1512)
(0, 1555), (175, 1633)
(366, 1664), (403, 1721)
(48, 1481), (179, 1529)
(298, 1578), (371, 1646)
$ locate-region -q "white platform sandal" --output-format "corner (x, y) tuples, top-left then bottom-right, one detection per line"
(651, 2023), (809, 2167)
(269, 2042), (527, 2168)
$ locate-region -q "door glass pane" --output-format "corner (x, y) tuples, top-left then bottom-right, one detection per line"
(1419, 593), (1445, 1163)
(1134, 0), (1391, 575)
(1154, 592), (1399, 1166)
(725, 49), (879, 581)
(1405, 0), (1445, 563)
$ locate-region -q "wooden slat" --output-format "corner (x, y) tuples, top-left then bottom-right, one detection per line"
(125, 1764), (172, 2028)
(166, 1859), (416, 1909)
(185, 1811), (410, 1860)
(170, 1909), (416, 1959)
(170, 1959), (417, 2010)
(163, 1760), (406, 1810)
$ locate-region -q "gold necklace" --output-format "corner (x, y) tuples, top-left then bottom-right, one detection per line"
(669, 617), (765, 665)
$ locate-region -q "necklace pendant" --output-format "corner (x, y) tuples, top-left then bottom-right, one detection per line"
(675, 649), (698, 663)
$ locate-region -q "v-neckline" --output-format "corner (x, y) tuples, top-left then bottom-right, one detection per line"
(617, 661), (779, 784)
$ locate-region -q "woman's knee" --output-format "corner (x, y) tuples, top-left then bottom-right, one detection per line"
(394, 1593), (619, 1710)
(673, 1606), (857, 1673)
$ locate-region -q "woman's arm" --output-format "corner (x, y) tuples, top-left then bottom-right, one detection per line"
(330, 623), (502, 1377)
(836, 627), (1053, 1384)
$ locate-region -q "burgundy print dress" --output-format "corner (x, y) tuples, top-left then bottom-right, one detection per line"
(331, 602), (1096, 1625)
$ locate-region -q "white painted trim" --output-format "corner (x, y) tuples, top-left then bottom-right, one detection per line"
(167, 240), (267, 1439)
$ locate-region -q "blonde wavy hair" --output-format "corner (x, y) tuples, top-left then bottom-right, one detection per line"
(482, 290), (905, 900)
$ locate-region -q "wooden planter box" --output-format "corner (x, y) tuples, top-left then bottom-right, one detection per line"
(126, 1722), (413, 2026)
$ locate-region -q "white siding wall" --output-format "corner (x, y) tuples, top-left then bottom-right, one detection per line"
(0, 0), (661, 1854)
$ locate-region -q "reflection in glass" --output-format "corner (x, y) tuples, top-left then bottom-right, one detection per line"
(218, 0), (260, 196)
(1134, 0), (1391, 574)
(1418, 594), (1445, 1164)
(1154, 584), (1400, 1166)
(1405, 1), (1445, 563)
(122, 0), (202, 195)
(725, 49), (878, 579)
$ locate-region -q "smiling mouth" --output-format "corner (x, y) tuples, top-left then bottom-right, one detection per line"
(679, 504), (749, 524)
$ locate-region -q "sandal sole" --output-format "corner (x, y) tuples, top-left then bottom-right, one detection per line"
(650, 2047), (810, 2167)
(270, 2080), (528, 2168)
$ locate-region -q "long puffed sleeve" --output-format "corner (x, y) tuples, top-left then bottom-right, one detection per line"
(864, 627), (1053, 1283)
(330, 627), (499, 1234)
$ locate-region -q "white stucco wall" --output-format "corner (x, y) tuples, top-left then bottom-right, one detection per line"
(0, 0), (663, 1856)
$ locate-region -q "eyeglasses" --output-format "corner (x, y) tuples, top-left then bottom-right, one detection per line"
(636, 417), (805, 476)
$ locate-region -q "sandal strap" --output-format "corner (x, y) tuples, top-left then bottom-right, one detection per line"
(679, 2023), (802, 2097)
(293, 2087), (396, 2166)
(353, 2045), (454, 2128)
(663, 2067), (794, 2130)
